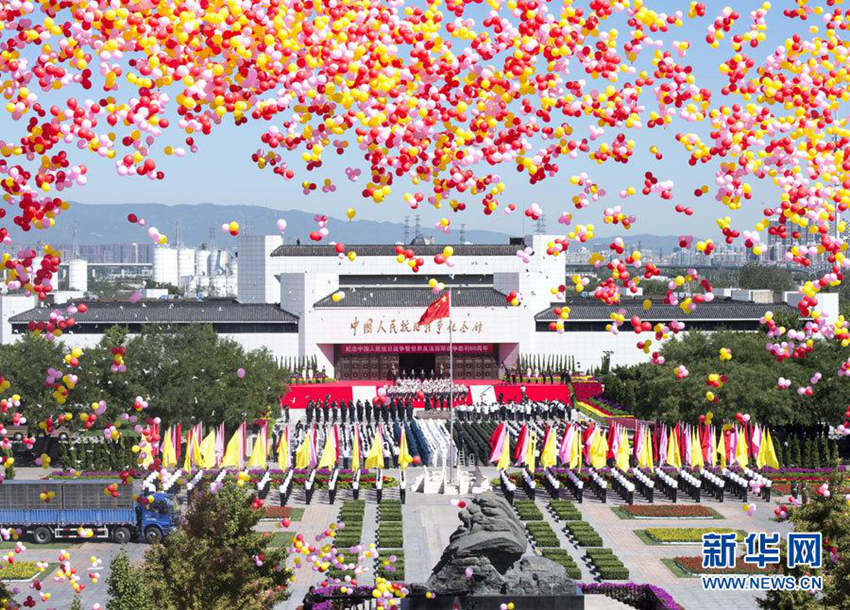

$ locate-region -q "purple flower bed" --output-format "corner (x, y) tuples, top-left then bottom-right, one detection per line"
(312, 585), (375, 610)
(46, 469), (139, 479)
(580, 582), (683, 610)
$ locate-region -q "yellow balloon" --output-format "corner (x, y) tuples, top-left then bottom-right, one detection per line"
(346, 207), (356, 220)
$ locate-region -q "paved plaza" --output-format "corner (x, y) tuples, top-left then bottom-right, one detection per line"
(10, 467), (791, 609)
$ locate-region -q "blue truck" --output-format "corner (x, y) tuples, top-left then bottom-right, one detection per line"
(0, 479), (177, 544)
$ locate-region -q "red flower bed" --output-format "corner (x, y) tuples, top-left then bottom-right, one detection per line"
(674, 556), (778, 575)
(264, 506), (293, 519)
(622, 505), (717, 518)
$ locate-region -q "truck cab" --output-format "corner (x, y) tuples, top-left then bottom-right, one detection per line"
(137, 492), (178, 543)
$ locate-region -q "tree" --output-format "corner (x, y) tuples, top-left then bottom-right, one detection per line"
(70, 596), (83, 610)
(141, 482), (291, 610)
(760, 471), (850, 609)
(738, 264), (795, 292)
(107, 548), (154, 610)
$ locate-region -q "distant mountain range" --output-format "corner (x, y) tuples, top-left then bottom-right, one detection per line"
(4, 202), (686, 251)
(6, 202), (512, 247)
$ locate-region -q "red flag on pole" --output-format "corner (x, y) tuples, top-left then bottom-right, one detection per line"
(418, 292), (450, 326)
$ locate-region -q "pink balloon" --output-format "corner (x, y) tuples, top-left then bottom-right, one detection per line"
(237, 368), (246, 379)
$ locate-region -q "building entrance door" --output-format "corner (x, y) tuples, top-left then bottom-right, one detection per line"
(398, 353), (436, 378)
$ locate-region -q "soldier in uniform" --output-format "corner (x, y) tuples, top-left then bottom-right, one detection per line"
(406, 399), (414, 421)
(364, 400), (371, 424)
(306, 400), (314, 424)
(322, 397), (330, 423)
(356, 400), (363, 422)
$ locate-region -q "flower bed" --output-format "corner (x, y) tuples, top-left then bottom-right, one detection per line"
(514, 499), (544, 521)
(541, 548), (581, 579)
(614, 504), (723, 519)
(549, 499), (582, 521)
(46, 469), (141, 480)
(672, 555), (778, 575)
(579, 583), (683, 610)
(0, 561), (50, 581)
(263, 506), (304, 521)
(642, 528), (745, 544)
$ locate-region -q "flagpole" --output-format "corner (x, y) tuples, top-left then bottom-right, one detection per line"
(449, 288), (456, 485)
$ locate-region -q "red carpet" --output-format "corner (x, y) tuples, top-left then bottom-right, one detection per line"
(283, 380), (571, 409)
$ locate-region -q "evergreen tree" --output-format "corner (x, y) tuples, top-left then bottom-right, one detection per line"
(791, 436), (802, 467)
(812, 439), (821, 468)
(802, 438), (813, 468)
(70, 597), (83, 610)
(832, 440), (841, 466)
(821, 437), (831, 467)
(142, 482), (291, 610)
(759, 471), (850, 609)
(107, 548), (154, 610)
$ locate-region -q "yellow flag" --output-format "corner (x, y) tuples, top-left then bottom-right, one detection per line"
(642, 428), (655, 473)
(718, 428), (727, 470)
(398, 427), (413, 470)
(526, 432), (537, 473)
(756, 429), (767, 469)
(277, 427), (289, 471)
(220, 428), (244, 468)
(709, 427), (717, 468)
(590, 430), (607, 469)
(569, 430), (581, 470)
(247, 428), (267, 469)
(764, 429), (780, 469)
(667, 430), (682, 470)
(736, 426), (749, 469)
(365, 428), (384, 470)
(318, 429), (337, 470)
(295, 431), (312, 470)
(199, 430), (217, 469)
(160, 430), (177, 469)
(691, 428), (704, 469)
(540, 428), (557, 469)
(183, 429), (202, 471)
(615, 428), (630, 471)
(497, 431), (511, 470)
(352, 428), (361, 472)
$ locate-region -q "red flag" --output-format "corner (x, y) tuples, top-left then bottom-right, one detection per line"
(418, 292), (450, 326)
(489, 422), (505, 451)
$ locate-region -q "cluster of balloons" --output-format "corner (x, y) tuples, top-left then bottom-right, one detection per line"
(221, 221), (239, 237)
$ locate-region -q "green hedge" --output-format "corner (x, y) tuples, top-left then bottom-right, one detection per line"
(379, 500), (403, 522)
(549, 500), (582, 521)
(514, 499), (544, 521)
(585, 547), (629, 580)
(541, 548), (581, 579)
(564, 521), (603, 547)
(376, 549), (405, 580)
(525, 521), (559, 547)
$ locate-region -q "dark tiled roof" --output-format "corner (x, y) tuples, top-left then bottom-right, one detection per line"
(534, 298), (800, 321)
(314, 287), (509, 308)
(10, 299), (299, 324)
(271, 244), (522, 257)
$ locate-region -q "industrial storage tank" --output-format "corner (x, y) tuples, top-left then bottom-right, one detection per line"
(210, 249), (230, 276)
(177, 247), (195, 280)
(152, 247), (179, 286)
(68, 259), (88, 292)
(194, 249), (211, 277)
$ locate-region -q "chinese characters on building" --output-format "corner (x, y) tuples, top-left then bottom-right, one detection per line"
(349, 317), (483, 336)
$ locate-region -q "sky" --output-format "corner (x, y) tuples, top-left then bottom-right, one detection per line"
(0, 1), (827, 242)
